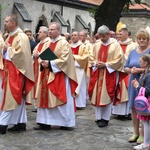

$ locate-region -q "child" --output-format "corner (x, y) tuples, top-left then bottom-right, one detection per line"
(132, 54), (150, 150)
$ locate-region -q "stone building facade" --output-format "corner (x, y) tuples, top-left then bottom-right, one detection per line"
(0, 0), (150, 40)
(0, 0), (95, 36)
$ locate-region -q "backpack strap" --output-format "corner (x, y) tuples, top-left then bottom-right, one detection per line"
(138, 87), (146, 96)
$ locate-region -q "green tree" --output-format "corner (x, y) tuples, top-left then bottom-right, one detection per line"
(93, 0), (141, 33)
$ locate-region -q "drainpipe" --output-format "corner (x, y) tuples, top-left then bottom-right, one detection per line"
(61, 0), (65, 16)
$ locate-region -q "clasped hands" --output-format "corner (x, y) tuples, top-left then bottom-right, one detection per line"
(95, 61), (106, 68)
(131, 67), (143, 74)
(41, 60), (49, 68)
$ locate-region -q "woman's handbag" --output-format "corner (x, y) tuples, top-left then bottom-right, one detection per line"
(134, 87), (150, 116)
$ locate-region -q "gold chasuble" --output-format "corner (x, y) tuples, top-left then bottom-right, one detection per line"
(36, 36), (78, 108)
(116, 39), (136, 104)
(32, 37), (51, 98)
(0, 28), (35, 111)
(70, 41), (89, 74)
(89, 38), (126, 106)
(0, 34), (4, 70)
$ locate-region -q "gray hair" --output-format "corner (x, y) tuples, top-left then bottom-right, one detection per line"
(97, 25), (110, 34)
(50, 22), (61, 31)
(79, 30), (87, 36)
(40, 26), (49, 36)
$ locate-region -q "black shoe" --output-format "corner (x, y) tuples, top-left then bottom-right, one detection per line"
(60, 126), (74, 131)
(76, 107), (84, 110)
(8, 123), (26, 132)
(32, 109), (37, 113)
(0, 125), (8, 134)
(33, 124), (51, 130)
(117, 115), (126, 120)
(125, 114), (132, 120)
(98, 120), (108, 128)
(95, 120), (101, 124)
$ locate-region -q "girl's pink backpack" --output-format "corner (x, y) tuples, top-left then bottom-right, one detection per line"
(134, 87), (150, 116)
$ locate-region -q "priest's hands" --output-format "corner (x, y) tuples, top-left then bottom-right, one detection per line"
(96, 61), (106, 68)
(33, 51), (39, 59)
(41, 60), (49, 68)
(3, 42), (10, 52)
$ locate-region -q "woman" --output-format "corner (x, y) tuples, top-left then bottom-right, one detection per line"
(132, 54), (150, 149)
(124, 29), (150, 144)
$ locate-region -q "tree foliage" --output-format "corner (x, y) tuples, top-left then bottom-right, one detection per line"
(90, 0), (141, 34)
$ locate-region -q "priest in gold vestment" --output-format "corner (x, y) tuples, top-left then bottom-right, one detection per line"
(88, 25), (125, 127)
(32, 26), (51, 112)
(0, 14), (34, 134)
(112, 28), (136, 119)
(34, 22), (78, 130)
(0, 33), (4, 116)
(70, 31), (89, 109)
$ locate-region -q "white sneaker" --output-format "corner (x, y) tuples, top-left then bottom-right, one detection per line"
(134, 143), (150, 150)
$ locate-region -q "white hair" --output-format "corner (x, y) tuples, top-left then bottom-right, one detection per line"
(97, 25), (110, 34)
(40, 26), (49, 36)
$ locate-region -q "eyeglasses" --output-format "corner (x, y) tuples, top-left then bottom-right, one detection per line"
(49, 29), (57, 31)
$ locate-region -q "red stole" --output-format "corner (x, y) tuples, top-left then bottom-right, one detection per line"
(120, 44), (127, 54)
(71, 46), (80, 55)
(1, 36), (34, 109)
(120, 44), (129, 88)
(46, 41), (77, 109)
(33, 43), (44, 98)
(47, 41), (67, 105)
(113, 44), (129, 105)
(88, 44), (117, 106)
(39, 41), (65, 107)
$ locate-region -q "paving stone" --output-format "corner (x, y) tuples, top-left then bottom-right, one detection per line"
(0, 102), (136, 150)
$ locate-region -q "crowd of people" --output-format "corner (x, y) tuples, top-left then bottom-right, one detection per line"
(0, 14), (150, 149)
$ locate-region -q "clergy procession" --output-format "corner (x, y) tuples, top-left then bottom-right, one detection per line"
(1, 14), (150, 150)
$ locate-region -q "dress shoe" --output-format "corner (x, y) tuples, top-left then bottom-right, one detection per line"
(32, 109), (37, 113)
(117, 115), (126, 120)
(95, 120), (101, 124)
(125, 114), (132, 120)
(76, 107), (84, 110)
(33, 124), (51, 130)
(8, 123), (26, 132)
(0, 125), (8, 134)
(98, 119), (108, 128)
(60, 126), (74, 131)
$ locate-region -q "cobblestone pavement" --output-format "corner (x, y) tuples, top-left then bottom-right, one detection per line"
(0, 101), (138, 150)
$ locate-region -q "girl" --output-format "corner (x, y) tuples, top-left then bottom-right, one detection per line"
(132, 54), (150, 150)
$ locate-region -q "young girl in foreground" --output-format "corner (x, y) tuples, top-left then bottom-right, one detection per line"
(132, 54), (150, 150)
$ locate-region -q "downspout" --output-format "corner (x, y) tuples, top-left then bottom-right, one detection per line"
(61, 0), (65, 16)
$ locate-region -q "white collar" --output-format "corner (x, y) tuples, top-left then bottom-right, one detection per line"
(72, 41), (79, 48)
(102, 38), (110, 46)
(9, 27), (19, 36)
(51, 36), (60, 43)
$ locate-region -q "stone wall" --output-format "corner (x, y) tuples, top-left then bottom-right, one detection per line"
(120, 16), (150, 41)
(141, 0), (150, 5)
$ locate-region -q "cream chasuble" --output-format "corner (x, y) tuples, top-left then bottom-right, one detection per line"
(89, 38), (125, 106)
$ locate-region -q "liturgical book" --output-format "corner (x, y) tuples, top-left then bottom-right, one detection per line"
(39, 48), (57, 60)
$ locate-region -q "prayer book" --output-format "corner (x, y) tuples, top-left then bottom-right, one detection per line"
(39, 47), (57, 60)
